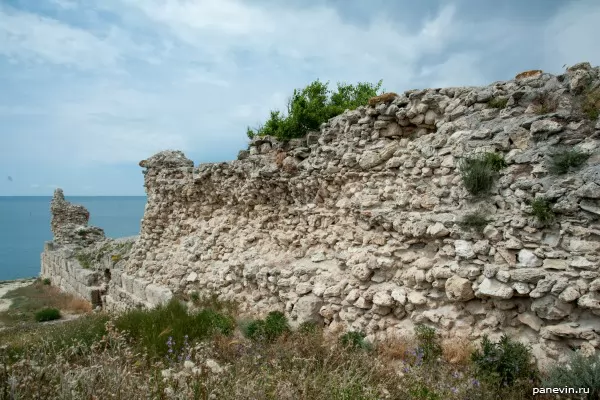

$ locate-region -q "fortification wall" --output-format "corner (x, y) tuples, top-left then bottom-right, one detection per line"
(43, 63), (600, 365)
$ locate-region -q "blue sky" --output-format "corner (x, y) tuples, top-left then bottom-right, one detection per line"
(1, 0), (599, 196)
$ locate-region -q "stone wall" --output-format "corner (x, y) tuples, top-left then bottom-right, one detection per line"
(45, 63), (600, 365)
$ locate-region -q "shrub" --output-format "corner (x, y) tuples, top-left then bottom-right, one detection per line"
(459, 152), (507, 196)
(242, 311), (290, 342)
(582, 87), (600, 120)
(543, 351), (600, 400)
(529, 198), (555, 225)
(459, 211), (490, 233)
(548, 148), (591, 175)
(340, 331), (372, 351)
(34, 308), (61, 322)
(414, 324), (442, 364)
(487, 97), (508, 109)
(471, 334), (537, 386)
(247, 79), (384, 140)
(42, 278), (51, 285)
(75, 252), (93, 269)
(114, 299), (235, 360)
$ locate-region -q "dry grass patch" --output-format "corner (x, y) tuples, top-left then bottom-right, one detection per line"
(442, 337), (475, 365)
(0, 280), (92, 326)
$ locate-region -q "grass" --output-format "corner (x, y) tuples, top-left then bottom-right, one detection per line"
(458, 152), (507, 197)
(548, 148), (591, 175)
(75, 252), (93, 269)
(487, 97), (508, 109)
(529, 198), (555, 225)
(581, 87), (600, 120)
(113, 299), (235, 360)
(0, 304), (545, 400)
(241, 311), (291, 343)
(458, 211), (490, 233)
(34, 308), (61, 322)
(0, 280), (91, 325)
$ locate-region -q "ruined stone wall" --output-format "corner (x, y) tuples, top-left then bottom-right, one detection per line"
(48, 63), (600, 365)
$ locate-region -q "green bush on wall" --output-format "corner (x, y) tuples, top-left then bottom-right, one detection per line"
(247, 79), (384, 140)
(458, 152), (507, 197)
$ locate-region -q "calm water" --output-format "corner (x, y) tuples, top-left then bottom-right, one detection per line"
(0, 196), (146, 281)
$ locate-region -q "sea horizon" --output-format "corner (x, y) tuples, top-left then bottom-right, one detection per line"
(0, 196), (147, 281)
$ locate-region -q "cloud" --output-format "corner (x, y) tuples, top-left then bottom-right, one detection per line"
(2, 0), (600, 195)
(0, 5), (120, 69)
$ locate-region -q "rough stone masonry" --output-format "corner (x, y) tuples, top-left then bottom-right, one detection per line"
(42, 62), (600, 367)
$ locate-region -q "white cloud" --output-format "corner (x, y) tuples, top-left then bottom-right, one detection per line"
(0, 6), (120, 69)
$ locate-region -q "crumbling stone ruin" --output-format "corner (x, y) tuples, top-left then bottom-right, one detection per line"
(50, 188), (106, 246)
(42, 62), (600, 366)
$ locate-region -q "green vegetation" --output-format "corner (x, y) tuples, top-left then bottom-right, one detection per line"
(582, 87), (600, 120)
(42, 278), (51, 285)
(241, 310), (290, 342)
(246, 79), (384, 140)
(414, 324), (442, 364)
(113, 299), (235, 360)
(75, 240), (135, 270)
(458, 211), (490, 233)
(487, 97), (508, 109)
(458, 152), (507, 197)
(0, 280), (90, 325)
(0, 296), (571, 399)
(543, 352), (600, 400)
(34, 308), (61, 322)
(548, 148), (591, 175)
(529, 198), (555, 225)
(471, 335), (537, 387)
(74, 252), (93, 269)
(340, 331), (372, 352)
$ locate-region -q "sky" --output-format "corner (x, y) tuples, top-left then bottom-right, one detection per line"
(1, 0), (599, 196)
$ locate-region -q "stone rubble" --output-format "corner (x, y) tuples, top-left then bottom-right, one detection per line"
(41, 62), (600, 366)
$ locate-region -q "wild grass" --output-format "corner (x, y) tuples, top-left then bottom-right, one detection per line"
(33, 308), (60, 322)
(458, 211), (490, 233)
(0, 280), (91, 325)
(487, 97), (509, 109)
(548, 148), (591, 175)
(581, 87), (600, 120)
(0, 298), (583, 400)
(529, 198), (555, 226)
(458, 152), (507, 197)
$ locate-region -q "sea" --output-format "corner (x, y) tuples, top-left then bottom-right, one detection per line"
(0, 196), (147, 281)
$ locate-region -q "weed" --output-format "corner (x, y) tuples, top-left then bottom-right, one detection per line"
(242, 311), (291, 342)
(543, 351), (600, 400)
(340, 331), (372, 351)
(414, 324), (442, 364)
(548, 148), (591, 175)
(459, 152), (507, 197)
(487, 97), (508, 109)
(75, 252), (93, 269)
(114, 299), (235, 360)
(459, 212), (490, 233)
(34, 308), (61, 322)
(471, 334), (537, 386)
(582, 87), (600, 120)
(529, 198), (555, 225)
